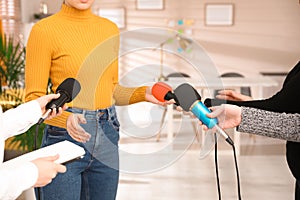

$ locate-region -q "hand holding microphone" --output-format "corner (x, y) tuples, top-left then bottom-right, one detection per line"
(205, 104), (242, 130)
(149, 82), (177, 106)
(174, 83), (234, 145)
(37, 78), (81, 124)
(36, 94), (67, 120)
(151, 82), (177, 102)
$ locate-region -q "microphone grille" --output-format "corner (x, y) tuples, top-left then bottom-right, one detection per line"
(56, 78), (81, 102)
(151, 82), (172, 102)
(174, 83), (201, 111)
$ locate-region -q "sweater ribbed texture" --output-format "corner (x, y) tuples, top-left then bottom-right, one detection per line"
(25, 4), (146, 128)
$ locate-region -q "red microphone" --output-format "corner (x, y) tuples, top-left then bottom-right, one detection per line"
(151, 82), (179, 105)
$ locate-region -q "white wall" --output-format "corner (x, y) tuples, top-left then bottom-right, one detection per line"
(92, 0), (300, 75)
(21, 0), (300, 78)
(20, 0), (39, 23)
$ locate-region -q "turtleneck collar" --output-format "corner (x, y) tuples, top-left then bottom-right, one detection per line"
(57, 3), (93, 21)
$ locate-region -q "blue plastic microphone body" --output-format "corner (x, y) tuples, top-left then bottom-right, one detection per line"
(190, 100), (218, 129)
(190, 100), (234, 145)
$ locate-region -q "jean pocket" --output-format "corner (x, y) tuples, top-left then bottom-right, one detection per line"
(46, 126), (69, 140)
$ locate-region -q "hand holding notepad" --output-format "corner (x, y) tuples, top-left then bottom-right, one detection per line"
(2, 140), (85, 168)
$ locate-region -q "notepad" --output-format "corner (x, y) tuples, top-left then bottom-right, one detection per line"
(2, 140), (85, 168)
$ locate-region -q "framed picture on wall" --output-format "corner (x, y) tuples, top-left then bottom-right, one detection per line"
(136, 0), (164, 10)
(205, 3), (234, 26)
(98, 7), (126, 29)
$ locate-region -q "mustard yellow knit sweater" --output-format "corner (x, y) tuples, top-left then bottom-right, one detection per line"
(25, 4), (147, 128)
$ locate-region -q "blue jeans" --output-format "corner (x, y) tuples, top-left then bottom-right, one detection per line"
(37, 106), (120, 200)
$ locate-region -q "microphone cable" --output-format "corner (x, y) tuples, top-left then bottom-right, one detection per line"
(152, 82), (242, 199)
(231, 141), (242, 200)
(213, 130), (242, 200)
(214, 132), (222, 200)
(34, 123), (42, 200)
(34, 124), (40, 151)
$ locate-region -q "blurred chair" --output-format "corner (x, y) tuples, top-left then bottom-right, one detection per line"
(214, 72), (251, 97)
(166, 72), (190, 78)
(156, 72), (199, 142)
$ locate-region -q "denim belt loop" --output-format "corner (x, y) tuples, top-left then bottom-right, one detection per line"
(108, 107), (113, 118)
(97, 109), (109, 120)
(107, 106), (115, 121)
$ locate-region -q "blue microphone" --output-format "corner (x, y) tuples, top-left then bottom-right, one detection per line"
(190, 100), (218, 129)
(174, 83), (234, 145)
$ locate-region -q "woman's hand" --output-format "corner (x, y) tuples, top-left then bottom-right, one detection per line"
(145, 86), (175, 106)
(36, 94), (68, 120)
(200, 104), (242, 130)
(216, 90), (253, 101)
(31, 154), (67, 187)
(66, 114), (91, 143)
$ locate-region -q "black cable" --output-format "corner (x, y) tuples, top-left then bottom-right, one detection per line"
(231, 144), (242, 200)
(215, 129), (242, 200)
(34, 124), (41, 200)
(34, 124), (39, 151)
(214, 132), (222, 200)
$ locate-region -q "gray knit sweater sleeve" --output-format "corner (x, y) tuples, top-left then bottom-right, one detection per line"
(237, 107), (300, 142)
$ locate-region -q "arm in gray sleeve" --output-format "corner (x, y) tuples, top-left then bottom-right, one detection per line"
(237, 107), (300, 142)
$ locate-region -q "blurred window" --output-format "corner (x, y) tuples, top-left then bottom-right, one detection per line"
(0, 0), (21, 36)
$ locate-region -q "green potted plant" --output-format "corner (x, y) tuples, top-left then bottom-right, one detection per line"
(0, 34), (44, 158)
(0, 34), (25, 108)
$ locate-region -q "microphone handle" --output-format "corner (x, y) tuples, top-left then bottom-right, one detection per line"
(190, 100), (234, 145)
(204, 98), (244, 107)
(190, 100), (218, 128)
(38, 92), (69, 125)
(215, 125), (234, 145)
(37, 109), (52, 125)
(164, 92), (179, 106)
(46, 92), (70, 110)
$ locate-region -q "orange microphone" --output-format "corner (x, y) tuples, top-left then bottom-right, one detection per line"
(151, 82), (179, 105)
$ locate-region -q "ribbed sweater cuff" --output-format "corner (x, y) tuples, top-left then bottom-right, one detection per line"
(129, 86), (147, 104)
(44, 111), (72, 129)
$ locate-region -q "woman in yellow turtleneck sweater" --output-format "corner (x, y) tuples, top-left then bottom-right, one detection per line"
(25, 1), (169, 199)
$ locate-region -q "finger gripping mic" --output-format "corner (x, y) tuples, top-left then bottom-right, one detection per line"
(151, 82), (179, 105)
(37, 78), (81, 124)
(174, 83), (234, 145)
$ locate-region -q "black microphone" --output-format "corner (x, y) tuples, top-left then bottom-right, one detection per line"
(174, 83), (234, 145)
(204, 98), (250, 108)
(37, 78), (81, 124)
(204, 98), (228, 107)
